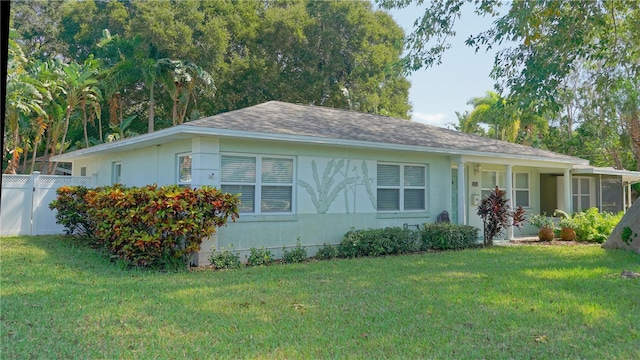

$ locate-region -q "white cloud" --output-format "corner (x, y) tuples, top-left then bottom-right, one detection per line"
(410, 112), (451, 128)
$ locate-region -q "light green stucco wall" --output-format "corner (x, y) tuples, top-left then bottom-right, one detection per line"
(72, 140), (191, 186)
(70, 134), (560, 263)
(213, 138), (453, 259)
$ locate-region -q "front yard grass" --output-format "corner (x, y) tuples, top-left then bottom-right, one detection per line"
(1, 235), (639, 359)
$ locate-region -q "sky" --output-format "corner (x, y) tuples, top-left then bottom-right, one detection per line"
(385, 3), (502, 128)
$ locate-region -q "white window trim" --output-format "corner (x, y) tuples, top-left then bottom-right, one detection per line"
(572, 176), (595, 212)
(221, 153), (296, 215)
(177, 152), (192, 187)
(513, 172), (530, 208)
(111, 161), (122, 185)
(481, 170), (531, 208)
(377, 162), (428, 212)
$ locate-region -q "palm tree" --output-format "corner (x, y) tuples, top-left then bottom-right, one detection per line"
(4, 38), (45, 174)
(51, 58), (102, 173)
(97, 30), (161, 133)
(466, 91), (547, 144)
(157, 59), (215, 126)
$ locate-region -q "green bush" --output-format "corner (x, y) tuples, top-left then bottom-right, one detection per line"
(76, 184), (239, 269)
(572, 208), (623, 243)
(49, 185), (95, 237)
(282, 239), (308, 264)
(247, 247), (274, 266)
(209, 246), (242, 270)
(421, 223), (479, 251)
(316, 243), (338, 260)
(338, 227), (420, 258)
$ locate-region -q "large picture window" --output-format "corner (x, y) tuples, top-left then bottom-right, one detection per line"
(377, 163), (426, 211)
(221, 154), (294, 214)
(481, 171), (530, 208)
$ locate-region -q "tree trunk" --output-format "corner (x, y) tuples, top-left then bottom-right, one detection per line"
(179, 92), (190, 124)
(82, 101), (90, 148)
(21, 141), (29, 173)
(148, 82), (155, 133)
(628, 112), (640, 170)
(98, 109), (103, 143)
(29, 140), (38, 174)
(53, 107), (72, 174)
(42, 124), (52, 173)
(172, 82), (182, 126)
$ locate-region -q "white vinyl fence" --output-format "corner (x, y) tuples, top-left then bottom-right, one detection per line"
(1, 172), (95, 236)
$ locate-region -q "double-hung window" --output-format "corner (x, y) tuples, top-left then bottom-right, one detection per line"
(111, 161), (122, 185)
(177, 153), (192, 187)
(221, 155), (294, 214)
(572, 177), (594, 211)
(481, 171), (530, 208)
(513, 173), (530, 208)
(377, 163), (426, 211)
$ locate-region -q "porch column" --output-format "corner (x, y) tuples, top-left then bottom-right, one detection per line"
(505, 164), (514, 240)
(627, 183), (632, 212)
(563, 168), (572, 214)
(457, 160), (466, 225)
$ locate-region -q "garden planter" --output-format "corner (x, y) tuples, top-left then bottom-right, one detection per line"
(560, 227), (577, 241)
(538, 226), (555, 241)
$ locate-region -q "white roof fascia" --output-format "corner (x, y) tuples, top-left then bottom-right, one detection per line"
(454, 155), (582, 169)
(52, 125), (588, 167)
(573, 166), (640, 184)
(50, 126), (186, 161)
(184, 127), (588, 166)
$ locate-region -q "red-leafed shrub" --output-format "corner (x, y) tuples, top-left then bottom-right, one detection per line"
(52, 184), (239, 269)
(476, 186), (526, 246)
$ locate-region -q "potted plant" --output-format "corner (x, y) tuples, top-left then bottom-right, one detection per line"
(529, 213), (555, 241)
(553, 209), (577, 241)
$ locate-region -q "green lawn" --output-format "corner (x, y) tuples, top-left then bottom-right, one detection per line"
(1, 236), (639, 359)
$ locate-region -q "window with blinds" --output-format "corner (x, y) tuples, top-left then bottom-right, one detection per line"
(377, 163), (426, 211)
(221, 155), (294, 214)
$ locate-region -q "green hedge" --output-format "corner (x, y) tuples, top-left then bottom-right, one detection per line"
(338, 223), (479, 258)
(338, 227), (420, 258)
(421, 223), (479, 250)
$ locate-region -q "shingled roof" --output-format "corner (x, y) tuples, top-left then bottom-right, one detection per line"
(52, 100), (588, 164)
(185, 101), (585, 163)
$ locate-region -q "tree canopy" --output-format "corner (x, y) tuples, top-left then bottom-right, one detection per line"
(6, 0), (412, 173)
(380, 0), (640, 170)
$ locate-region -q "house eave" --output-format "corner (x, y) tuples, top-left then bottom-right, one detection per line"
(52, 125), (588, 166)
(573, 166), (640, 184)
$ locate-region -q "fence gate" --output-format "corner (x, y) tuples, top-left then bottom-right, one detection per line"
(1, 172), (94, 236)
